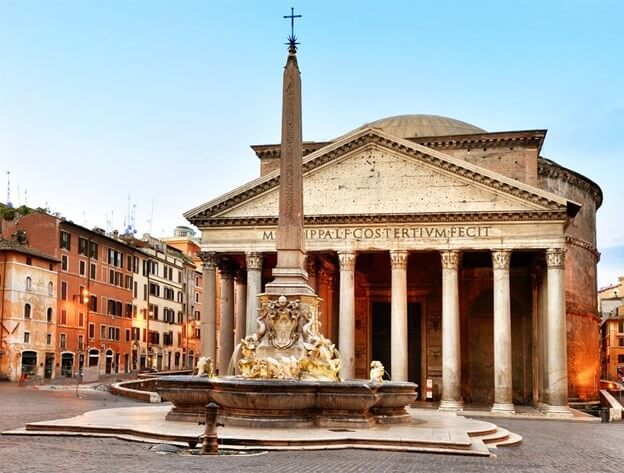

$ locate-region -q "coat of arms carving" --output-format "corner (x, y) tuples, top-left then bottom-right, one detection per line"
(265, 295), (300, 349)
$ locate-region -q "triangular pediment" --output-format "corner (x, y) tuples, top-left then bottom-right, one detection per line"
(185, 128), (576, 226)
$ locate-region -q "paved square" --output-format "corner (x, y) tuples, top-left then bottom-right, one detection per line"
(1, 383), (623, 472)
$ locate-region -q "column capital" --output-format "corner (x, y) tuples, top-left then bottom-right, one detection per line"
(492, 250), (512, 270)
(389, 250), (409, 270)
(338, 251), (356, 271)
(245, 252), (263, 271)
(440, 250), (461, 270)
(545, 248), (565, 269)
(198, 251), (218, 270)
(234, 269), (247, 284)
(306, 254), (318, 275)
(318, 268), (333, 285)
(218, 258), (238, 278)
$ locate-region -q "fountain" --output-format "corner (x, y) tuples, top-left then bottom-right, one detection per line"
(156, 13), (418, 429)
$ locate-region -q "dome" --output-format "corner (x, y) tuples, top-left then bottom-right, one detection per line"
(344, 114), (486, 139)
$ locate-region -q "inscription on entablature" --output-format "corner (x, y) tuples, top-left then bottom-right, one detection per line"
(262, 225), (491, 241)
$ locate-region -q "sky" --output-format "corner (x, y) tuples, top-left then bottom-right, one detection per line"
(0, 0), (622, 286)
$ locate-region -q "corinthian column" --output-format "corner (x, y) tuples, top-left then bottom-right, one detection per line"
(544, 248), (572, 416)
(390, 250), (408, 382)
(491, 250), (515, 413)
(245, 252), (263, 336)
(234, 270), (247, 344)
(198, 251), (217, 363)
(338, 250), (356, 379)
(218, 259), (236, 375)
(439, 250), (463, 412)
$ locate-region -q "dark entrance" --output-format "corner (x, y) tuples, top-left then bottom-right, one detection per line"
(61, 353), (74, 377)
(44, 353), (54, 379)
(372, 302), (421, 393)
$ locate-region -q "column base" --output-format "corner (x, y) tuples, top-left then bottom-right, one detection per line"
(542, 403), (574, 417)
(438, 399), (464, 412)
(491, 402), (515, 414)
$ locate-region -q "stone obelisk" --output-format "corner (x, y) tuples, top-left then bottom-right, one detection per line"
(264, 35), (314, 296)
(250, 18), (329, 366)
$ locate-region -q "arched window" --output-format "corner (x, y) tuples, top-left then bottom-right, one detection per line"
(26, 277), (32, 291)
(47, 307), (53, 322)
(48, 282), (53, 295)
(24, 303), (31, 319)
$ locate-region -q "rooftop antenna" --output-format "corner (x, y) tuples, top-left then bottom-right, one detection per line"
(16, 185), (21, 207)
(6, 171), (13, 208)
(124, 194), (137, 235)
(24, 189), (28, 207)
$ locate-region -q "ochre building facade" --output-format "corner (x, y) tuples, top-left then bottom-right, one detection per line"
(186, 114), (602, 411)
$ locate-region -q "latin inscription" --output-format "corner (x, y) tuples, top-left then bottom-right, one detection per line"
(262, 226), (491, 241)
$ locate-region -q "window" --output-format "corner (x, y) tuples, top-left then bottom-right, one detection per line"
(125, 303), (132, 318)
(100, 325), (106, 339)
(89, 241), (98, 259)
(25, 277), (32, 291)
(61, 281), (67, 300)
(78, 237), (88, 256)
(132, 256), (139, 273)
(150, 304), (159, 320)
(79, 260), (86, 276)
(60, 231), (71, 250)
(619, 338), (624, 347)
(61, 255), (68, 271)
(46, 307), (53, 322)
(49, 263), (54, 271)
(90, 263), (96, 280)
(195, 328), (200, 339)
(78, 335), (84, 351)
(24, 303), (31, 319)
(619, 321), (624, 333)
(46, 333), (52, 345)
(88, 323), (95, 339)
(194, 310), (200, 321)
(107, 248), (124, 268)
(108, 326), (115, 341)
(132, 327), (140, 341)
(89, 295), (97, 312)
(24, 331), (30, 343)
(48, 281), (53, 295)
(127, 255), (132, 270)
(125, 329), (130, 342)
(164, 287), (174, 301)
(79, 312), (84, 327)
(26, 256), (32, 265)
(133, 281), (138, 298)
(149, 283), (160, 297)
(60, 309), (67, 324)
(60, 333), (66, 350)
(195, 292), (199, 303)
(125, 275), (132, 290)
(177, 311), (183, 324)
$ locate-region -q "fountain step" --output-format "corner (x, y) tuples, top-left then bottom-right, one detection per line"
(0, 404), (524, 456)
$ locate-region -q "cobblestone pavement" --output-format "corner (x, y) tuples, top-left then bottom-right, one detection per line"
(1, 382), (623, 473)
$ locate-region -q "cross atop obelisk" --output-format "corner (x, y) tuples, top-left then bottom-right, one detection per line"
(265, 8), (313, 295)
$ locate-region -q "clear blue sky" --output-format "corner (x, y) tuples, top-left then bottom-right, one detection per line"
(1, 1), (622, 285)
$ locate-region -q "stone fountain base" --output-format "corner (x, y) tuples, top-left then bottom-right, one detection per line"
(157, 376), (418, 429)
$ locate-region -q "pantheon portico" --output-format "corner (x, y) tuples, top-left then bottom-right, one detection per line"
(186, 114), (602, 413)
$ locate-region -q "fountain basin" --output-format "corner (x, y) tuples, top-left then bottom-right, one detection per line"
(156, 376), (417, 428)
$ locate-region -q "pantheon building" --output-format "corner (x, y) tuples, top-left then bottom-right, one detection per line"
(186, 114), (602, 412)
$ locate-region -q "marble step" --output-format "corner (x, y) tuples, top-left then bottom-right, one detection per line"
(479, 427), (523, 448)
